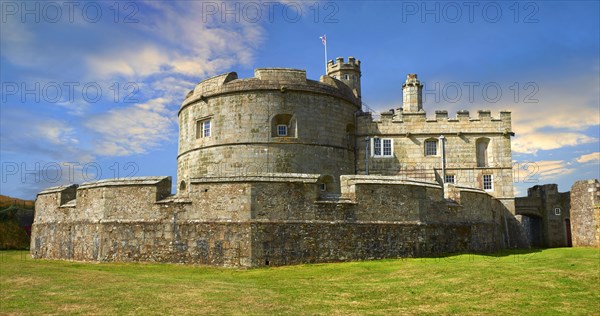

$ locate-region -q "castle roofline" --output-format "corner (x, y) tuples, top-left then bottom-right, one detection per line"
(78, 176), (171, 190)
(181, 68), (360, 112)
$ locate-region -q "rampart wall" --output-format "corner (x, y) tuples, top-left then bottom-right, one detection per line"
(31, 175), (527, 267)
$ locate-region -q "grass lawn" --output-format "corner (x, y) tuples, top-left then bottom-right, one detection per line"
(1, 248), (598, 315)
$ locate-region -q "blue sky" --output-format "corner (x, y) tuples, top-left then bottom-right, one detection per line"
(1, 0), (598, 199)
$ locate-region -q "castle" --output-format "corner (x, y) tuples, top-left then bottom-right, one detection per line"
(32, 57), (535, 267)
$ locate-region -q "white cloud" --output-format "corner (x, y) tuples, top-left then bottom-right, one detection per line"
(508, 72), (599, 155)
(0, 110), (93, 163)
(576, 152), (600, 164)
(85, 2), (264, 80)
(84, 98), (176, 156)
(2, 2), (266, 161)
(514, 160), (575, 183)
(86, 46), (168, 79)
(512, 132), (597, 154)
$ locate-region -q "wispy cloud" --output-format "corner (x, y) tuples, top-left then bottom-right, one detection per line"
(0, 109), (93, 162)
(513, 132), (597, 155)
(85, 2), (264, 80)
(576, 152), (600, 164)
(84, 98), (175, 156)
(1, 2), (265, 160)
(514, 160), (575, 184)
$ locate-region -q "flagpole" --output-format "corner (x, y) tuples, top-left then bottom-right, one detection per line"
(320, 34), (328, 75)
(324, 38), (328, 74)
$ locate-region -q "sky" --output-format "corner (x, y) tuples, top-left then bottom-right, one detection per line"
(1, 0), (599, 199)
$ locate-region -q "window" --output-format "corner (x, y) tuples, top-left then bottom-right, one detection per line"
(318, 175), (333, 193)
(483, 174), (493, 191)
(271, 114), (296, 138)
(344, 74), (350, 80)
(383, 139), (392, 156)
(196, 119), (211, 139)
(371, 138), (393, 157)
(445, 175), (455, 183)
(425, 139), (438, 156)
(476, 138), (490, 167)
(277, 124), (288, 136)
(554, 208), (561, 216)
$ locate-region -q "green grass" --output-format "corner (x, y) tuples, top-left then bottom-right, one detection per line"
(1, 248), (598, 315)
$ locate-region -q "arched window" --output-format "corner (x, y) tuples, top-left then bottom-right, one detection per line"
(476, 138), (490, 167)
(271, 114), (297, 138)
(179, 181), (186, 192)
(424, 138), (438, 156)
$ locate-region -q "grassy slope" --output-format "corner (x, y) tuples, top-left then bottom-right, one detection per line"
(0, 195), (34, 210)
(1, 248), (598, 315)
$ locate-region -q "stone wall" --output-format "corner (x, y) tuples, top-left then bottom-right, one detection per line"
(515, 184), (571, 248)
(355, 110), (514, 210)
(177, 69), (360, 195)
(32, 174), (527, 267)
(570, 179), (600, 247)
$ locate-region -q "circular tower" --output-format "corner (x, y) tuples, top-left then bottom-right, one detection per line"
(177, 63), (362, 194)
(326, 57), (361, 101)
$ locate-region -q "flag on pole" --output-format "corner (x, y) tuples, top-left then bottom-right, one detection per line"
(320, 35), (328, 74)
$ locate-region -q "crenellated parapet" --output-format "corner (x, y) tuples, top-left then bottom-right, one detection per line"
(34, 177), (172, 224)
(357, 109), (513, 136)
(326, 56), (362, 100)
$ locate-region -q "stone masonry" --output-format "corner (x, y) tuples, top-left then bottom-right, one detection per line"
(515, 184), (572, 247)
(32, 56), (531, 267)
(570, 179), (600, 247)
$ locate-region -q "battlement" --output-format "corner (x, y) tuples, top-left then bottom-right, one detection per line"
(327, 56), (361, 70)
(356, 109), (513, 139)
(34, 177), (173, 223)
(360, 109), (511, 124)
(526, 183), (559, 197)
(326, 57), (362, 100)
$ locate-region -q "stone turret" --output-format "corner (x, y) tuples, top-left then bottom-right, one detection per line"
(402, 74), (423, 112)
(327, 57), (361, 100)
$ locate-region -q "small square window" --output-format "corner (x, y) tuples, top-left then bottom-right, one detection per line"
(425, 140), (437, 156)
(554, 208), (561, 216)
(277, 124), (288, 136)
(483, 174), (493, 191)
(445, 175), (455, 184)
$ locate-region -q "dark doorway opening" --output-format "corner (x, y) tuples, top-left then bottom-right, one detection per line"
(522, 215), (544, 248)
(565, 219), (573, 247)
